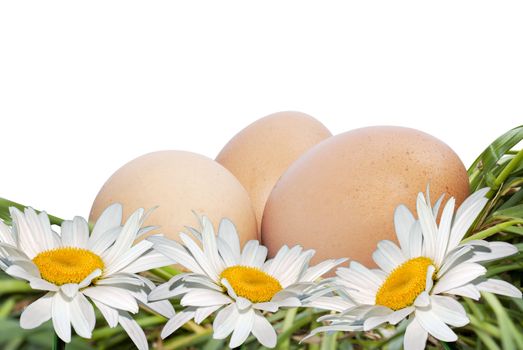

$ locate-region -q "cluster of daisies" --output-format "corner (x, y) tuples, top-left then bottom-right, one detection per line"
(0, 188), (521, 350)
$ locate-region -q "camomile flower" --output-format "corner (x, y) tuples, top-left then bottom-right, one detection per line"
(0, 205), (174, 350)
(309, 188), (521, 350)
(148, 216), (344, 348)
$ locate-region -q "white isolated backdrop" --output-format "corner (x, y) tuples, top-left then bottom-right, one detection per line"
(0, 1), (522, 220)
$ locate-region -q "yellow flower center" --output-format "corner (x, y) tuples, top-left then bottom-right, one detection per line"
(220, 266), (283, 303)
(32, 247), (105, 286)
(375, 257), (434, 310)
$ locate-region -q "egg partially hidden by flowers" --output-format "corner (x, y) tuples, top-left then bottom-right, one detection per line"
(216, 111), (332, 234)
(262, 126), (470, 267)
(90, 151), (257, 246)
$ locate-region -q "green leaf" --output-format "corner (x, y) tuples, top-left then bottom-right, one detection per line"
(468, 125), (523, 190)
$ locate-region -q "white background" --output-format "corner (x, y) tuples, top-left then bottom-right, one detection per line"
(0, 1), (522, 220)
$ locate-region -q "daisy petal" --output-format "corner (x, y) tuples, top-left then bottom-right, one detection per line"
(194, 305), (221, 324)
(475, 278), (522, 298)
(162, 309), (196, 338)
(445, 284), (481, 300)
(416, 309), (458, 342)
(52, 292), (72, 342)
(118, 311), (148, 350)
(229, 308), (255, 348)
(92, 300), (119, 328)
(20, 292), (53, 329)
(394, 204), (415, 252)
(218, 218), (241, 260)
(404, 317), (428, 350)
(89, 203), (122, 245)
(431, 295), (469, 327)
(70, 293), (95, 338)
(433, 263), (486, 294)
(83, 286), (139, 313)
(252, 311), (277, 348)
(181, 289), (231, 307)
(213, 304), (238, 339)
(449, 193), (488, 250)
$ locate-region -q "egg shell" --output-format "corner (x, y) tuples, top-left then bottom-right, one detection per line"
(90, 150), (257, 246)
(261, 126), (470, 267)
(216, 111), (332, 234)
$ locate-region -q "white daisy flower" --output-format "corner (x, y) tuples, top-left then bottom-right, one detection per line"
(0, 205), (174, 350)
(148, 216), (344, 348)
(309, 188), (522, 350)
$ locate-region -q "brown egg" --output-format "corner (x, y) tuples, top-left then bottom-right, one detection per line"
(216, 111), (332, 235)
(90, 151), (257, 246)
(262, 126), (470, 268)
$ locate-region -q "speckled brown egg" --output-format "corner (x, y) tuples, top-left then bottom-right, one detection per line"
(216, 111), (332, 235)
(90, 150), (257, 246)
(261, 126), (470, 267)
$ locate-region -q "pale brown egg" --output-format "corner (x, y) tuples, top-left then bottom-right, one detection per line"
(90, 151), (257, 246)
(216, 111), (332, 235)
(262, 126), (470, 268)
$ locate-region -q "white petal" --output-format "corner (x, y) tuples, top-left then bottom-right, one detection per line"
(0, 220), (16, 246)
(118, 311), (148, 350)
(103, 209), (144, 267)
(78, 269), (102, 289)
(433, 263), (486, 295)
(475, 278), (522, 298)
(431, 295), (469, 327)
(394, 204), (415, 252)
(252, 311), (277, 348)
(404, 318), (428, 350)
(20, 293), (53, 329)
(388, 307), (415, 325)
(120, 251), (174, 274)
(415, 309), (458, 342)
(213, 304), (238, 339)
(445, 284), (481, 300)
(416, 193), (437, 260)
(434, 197), (455, 266)
(30, 278), (59, 292)
(180, 232), (219, 281)
(408, 221), (423, 258)
(92, 300), (119, 327)
(253, 302), (279, 313)
(468, 241), (518, 263)
(301, 258), (347, 282)
(9, 207), (40, 258)
(70, 293), (95, 338)
(89, 203), (123, 245)
(218, 218), (241, 261)
(425, 265), (435, 292)
(235, 297), (252, 312)
(83, 286), (138, 313)
(194, 305), (221, 324)
(104, 240), (153, 276)
(201, 216), (225, 273)
(229, 308), (255, 348)
(61, 284), (79, 299)
(240, 240), (263, 266)
(61, 217), (89, 248)
(363, 308), (393, 330)
(437, 245), (474, 279)
(6, 264), (39, 281)
(162, 309), (196, 338)
(89, 227), (120, 256)
(449, 192), (488, 250)
(52, 292), (71, 342)
(148, 236), (205, 275)
(373, 240), (405, 272)
(181, 289), (231, 307)
(414, 291), (430, 307)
